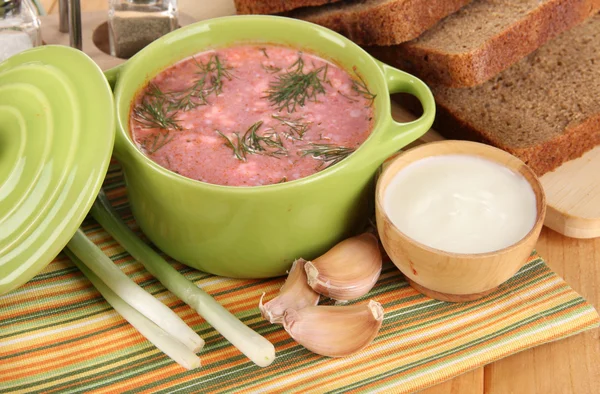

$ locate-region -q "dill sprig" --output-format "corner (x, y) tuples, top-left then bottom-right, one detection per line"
(259, 131), (287, 157)
(171, 75), (210, 111)
(216, 121), (288, 161)
(216, 130), (246, 161)
(272, 114), (310, 140)
(194, 54), (234, 96)
(350, 68), (377, 106)
(336, 89), (359, 103)
(140, 131), (176, 154)
(142, 54), (234, 116)
(166, 54), (233, 111)
(133, 95), (182, 131)
(300, 143), (355, 168)
(258, 47), (269, 58)
(242, 121), (268, 155)
(261, 64), (282, 74)
(265, 55), (329, 113)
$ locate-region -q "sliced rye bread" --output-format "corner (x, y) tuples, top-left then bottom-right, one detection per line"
(285, 0), (473, 46)
(369, 0), (600, 87)
(234, 0), (342, 15)
(419, 14), (600, 176)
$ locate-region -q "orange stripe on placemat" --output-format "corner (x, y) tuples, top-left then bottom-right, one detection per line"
(44, 351), (168, 394)
(0, 290), (99, 322)
(1, 328), (149, 379)
(0, 282), (91, 314)
(132, 353), (323, 394)
(372, 278), (566, 343)
(0, 316), (130, 361)
(4, 271), (86, 300)
(102, 328), (297, 394)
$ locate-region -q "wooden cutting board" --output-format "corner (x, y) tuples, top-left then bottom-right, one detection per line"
(392, 104), (600, 239)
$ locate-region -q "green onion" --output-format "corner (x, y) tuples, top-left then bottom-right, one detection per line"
(66, 229), (205, 353)
(65, 249), (201, 370)
(90, 191), (276, 367)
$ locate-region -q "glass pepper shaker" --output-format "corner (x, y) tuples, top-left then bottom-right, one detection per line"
(0, 0), (42, 62)
(108, 0), (178, 59)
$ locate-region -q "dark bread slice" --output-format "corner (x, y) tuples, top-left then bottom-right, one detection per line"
(369, 0), (600, 87)
(286, 0), (473, 46)
(234, 0), (342, 15)
(424, 15), (600, 176)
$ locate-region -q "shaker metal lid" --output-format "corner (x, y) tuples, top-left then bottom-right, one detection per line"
(0, 45), (115, 295)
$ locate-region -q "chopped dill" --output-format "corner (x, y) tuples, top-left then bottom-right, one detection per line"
(261, 64), (282, 74)
(140, 130), (176, 154)
(300, 143), (355, 168)
(138, 54), (234, 120)
(133, 95), (182, 131)
(350, 67), (377, 106)
(336, 89), (359, 103)
(265, 55), (329, 113)
(216, 130), (246, 161)
(272, 114), (310, 140)
(259, 131), (287, 157)
(170, 75), (210, 111)
(216, 121), (288, 161)
(193, 54), (234, 96)
(258, 47), (269, 58)
(242, 121), (268, 155)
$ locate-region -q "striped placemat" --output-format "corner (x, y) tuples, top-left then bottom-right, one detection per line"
(1, 163), (598, 393)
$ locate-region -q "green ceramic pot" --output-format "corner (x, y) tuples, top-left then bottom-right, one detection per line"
(106, 15), (435, 278)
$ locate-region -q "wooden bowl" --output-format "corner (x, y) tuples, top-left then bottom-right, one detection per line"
(375, 141), (547, 302)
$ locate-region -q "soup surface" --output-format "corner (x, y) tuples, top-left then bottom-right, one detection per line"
(129, 45), (375, 186)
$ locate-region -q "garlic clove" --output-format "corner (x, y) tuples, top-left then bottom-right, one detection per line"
(283, 300), (384, 357)
(259, 259), (320, 324)
(305, 233), (382, 301)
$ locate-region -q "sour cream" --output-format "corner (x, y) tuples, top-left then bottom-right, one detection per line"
(383, 154), (537, 254)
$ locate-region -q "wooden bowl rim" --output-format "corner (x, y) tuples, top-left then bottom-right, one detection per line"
(376, 140), (547, 260)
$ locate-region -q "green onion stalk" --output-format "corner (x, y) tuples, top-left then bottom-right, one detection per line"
(90, 190), (276, 367)
(65, 250), (201, 370)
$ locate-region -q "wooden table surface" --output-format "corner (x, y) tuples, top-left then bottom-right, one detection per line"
(40, 1), (600, 393)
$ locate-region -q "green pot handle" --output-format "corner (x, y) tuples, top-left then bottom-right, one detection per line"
(104, 63), (125, 91)
(370, 60), (435, 160)
(104, 63), (127, 160)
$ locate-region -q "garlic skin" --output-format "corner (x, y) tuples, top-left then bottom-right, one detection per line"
(305, 233), (382, 301)
(283, 300), (384, 357)
(259, 259), (320, 324)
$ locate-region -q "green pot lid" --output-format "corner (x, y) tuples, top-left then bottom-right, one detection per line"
(0, 45), (115, 295)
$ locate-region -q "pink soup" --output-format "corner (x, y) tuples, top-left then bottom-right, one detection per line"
(130, 45), (375, 186)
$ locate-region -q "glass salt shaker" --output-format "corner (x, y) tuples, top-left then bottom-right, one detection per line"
(0, 0), (42, 62)
(108, 0), (178, 59)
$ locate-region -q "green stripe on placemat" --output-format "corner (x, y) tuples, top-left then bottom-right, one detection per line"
(0, 162), (598, 394)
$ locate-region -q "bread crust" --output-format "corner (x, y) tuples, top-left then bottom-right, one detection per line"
(433, 101), (600, 176)
(290, 0), (472, 46)
(234, 0), (341, 15)
(370, 0), (600, 87)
